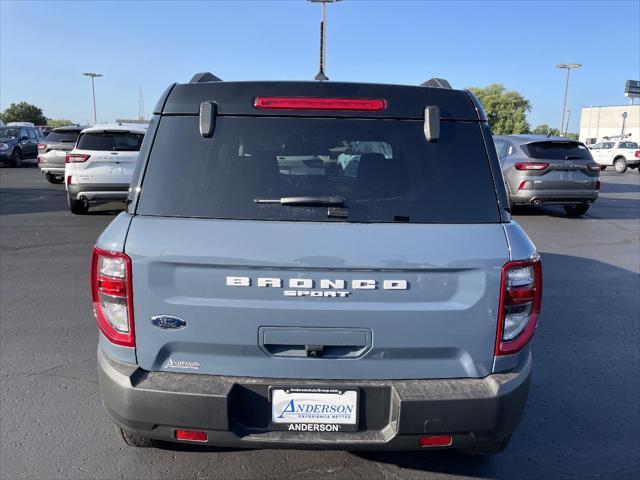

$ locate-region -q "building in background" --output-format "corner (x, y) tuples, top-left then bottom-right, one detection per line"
(579, 105), (640, 145)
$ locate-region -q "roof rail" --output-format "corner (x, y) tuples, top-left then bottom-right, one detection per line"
(189, 72), (223, 83)
(421, 78), (452, 89)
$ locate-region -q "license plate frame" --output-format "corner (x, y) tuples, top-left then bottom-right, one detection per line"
(269, 386), (359, 432)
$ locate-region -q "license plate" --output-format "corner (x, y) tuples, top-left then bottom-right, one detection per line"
(55, 150), (66, 157)
(269, 387), (358, 432)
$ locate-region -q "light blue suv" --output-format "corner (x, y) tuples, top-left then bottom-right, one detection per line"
(92, 74), (542, 454)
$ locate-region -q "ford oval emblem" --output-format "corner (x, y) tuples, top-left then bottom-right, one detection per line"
(150, 315), (187, 330)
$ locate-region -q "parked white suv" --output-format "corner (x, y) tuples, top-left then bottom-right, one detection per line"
(65, 123), (147, 214)
(589, 140), (640, 173)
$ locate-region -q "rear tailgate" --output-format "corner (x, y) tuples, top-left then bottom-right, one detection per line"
(75, 150), (139, 184)
(126, 218), (508, 380)
(523, 141), (598, 189)
(74, 130), (144, 184)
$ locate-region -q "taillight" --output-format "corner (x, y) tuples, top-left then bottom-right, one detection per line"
(495, 258), (542, 356)
(175, 430), (208, 442)
(587, 163), (601, 171)
(91, 247), (134, 347)
(517, 181), (528, 191)
(66, 153), (90, 163)
(254, 97), (387, 111)
(37, 144), (47, 150)
(635, 150), (640, 158)
(515, 162), (549, 171)
(418, 435), (453, 447)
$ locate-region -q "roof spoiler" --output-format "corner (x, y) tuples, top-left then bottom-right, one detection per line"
(189, 72), (223, 83)
(421, 78), (452, 89)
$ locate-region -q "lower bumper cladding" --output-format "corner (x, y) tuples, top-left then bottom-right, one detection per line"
(98, 348), (531, 451)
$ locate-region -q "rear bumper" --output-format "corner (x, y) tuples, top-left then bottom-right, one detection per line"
(39, 164), (65, 174)
(67, 183), (129, 202)
(98, 348), (532, 451)
(511, 189), (598, 206)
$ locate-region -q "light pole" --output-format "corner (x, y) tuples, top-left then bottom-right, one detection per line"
(556, 63), (581, 135)
(308, 0), (342, 81)
(82, 72), (103, 124)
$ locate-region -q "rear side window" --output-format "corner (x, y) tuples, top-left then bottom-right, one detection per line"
(77, 131), (144, 151)
(44, 131), (80, 143)
(137, 116), (500, 223)
(620, 142), (638, 149)
(524, 141), (591, 160)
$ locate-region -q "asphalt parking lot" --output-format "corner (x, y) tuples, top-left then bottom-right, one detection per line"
(1, 162), (639, 480)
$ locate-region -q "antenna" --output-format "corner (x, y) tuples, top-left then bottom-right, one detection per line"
(138, 87), (145, 121)
(308, 0), (342, 81)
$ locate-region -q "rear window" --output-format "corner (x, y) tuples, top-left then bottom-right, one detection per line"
(77, 131), (144, 151)
(137, 116), (500, 223)
(524, 141), (591, 160)
(44, 131), (80, 143)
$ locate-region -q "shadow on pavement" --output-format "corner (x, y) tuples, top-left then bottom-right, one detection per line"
(0, 187), (67, 215)
(512, 200), (640, 220)
(355, 253), (639, 478)
(0, 187), (125, 216)
(599, 181), (640, 194)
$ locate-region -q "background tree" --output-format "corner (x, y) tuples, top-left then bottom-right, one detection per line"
(47, 119), (75, 128)
(532, 124), (579, 140)
(0, 102), (47, 125)
(468, 84), (531, 134)
(531, 124), (561, 136)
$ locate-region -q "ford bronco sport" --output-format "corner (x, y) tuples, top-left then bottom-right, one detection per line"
(94, 74), (542, 454)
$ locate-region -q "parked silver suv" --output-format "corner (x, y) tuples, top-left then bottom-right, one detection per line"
(37, 126), (86, 183)
(494, 135), (600, 216)
(93, 75), (542, 454)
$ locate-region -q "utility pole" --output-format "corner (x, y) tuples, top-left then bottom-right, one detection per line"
(138, 87), (145, 122)
(308, 0), (342, 81)
(556, 63), (581, 134)
(621, 111), (628, 138)
(82, 72), (103, 124)
(565, 109), (571, 135)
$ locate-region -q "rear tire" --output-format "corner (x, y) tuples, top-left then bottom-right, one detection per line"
(613, 157), (627, 173)
(67, 193), (89, 215)
(11, 150), (23, 167)
(459, 435), (511, 456)
(116, 427), (153, 448)
(564, 203), (590, 216)
(45, 173), (63, 184)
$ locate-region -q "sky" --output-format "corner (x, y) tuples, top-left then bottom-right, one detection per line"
(1, 0), (639, 131)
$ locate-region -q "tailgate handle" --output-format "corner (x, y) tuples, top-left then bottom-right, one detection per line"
(259, 327), (372, 359)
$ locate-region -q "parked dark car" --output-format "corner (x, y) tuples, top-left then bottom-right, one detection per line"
(0, 125), (41, 167)
(37, 125), (54, 137)
(38, 126), (87, 183)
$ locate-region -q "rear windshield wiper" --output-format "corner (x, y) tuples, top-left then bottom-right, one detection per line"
(564, 155), (585, 160)
(254, 195), (346, 207)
